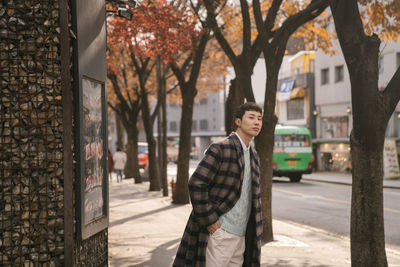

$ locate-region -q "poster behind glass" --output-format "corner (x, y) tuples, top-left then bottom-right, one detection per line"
(82, 78), (105, 225)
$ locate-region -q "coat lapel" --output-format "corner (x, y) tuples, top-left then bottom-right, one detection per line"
(230, 132), (244, 176)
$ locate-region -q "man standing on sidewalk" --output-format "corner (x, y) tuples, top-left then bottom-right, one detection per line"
(113, 148), (127, 183)
(173, 102), (263, 267)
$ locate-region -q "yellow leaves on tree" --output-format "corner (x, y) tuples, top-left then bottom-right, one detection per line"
(293, 12), (336, 55)
(363, 0), (400, 42)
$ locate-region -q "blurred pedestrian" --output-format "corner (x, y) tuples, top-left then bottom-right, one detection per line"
(113, 148), (127, 183)
(108, 149), (114, 184)
(173, 102), (263, 267)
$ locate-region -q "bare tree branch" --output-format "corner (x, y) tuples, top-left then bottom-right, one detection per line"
(170, 63), (186, 86)
(329, 0), (366, 63)
(108, 73), (131, 122)
(203, 0), (239, 69)
(253, 0), (267, 43)
(384, 66), (400, 115)
(250, 0), (283, 68)
(272, 0), (329, 48)
(189, 32), (210, 84)
(167, 83), (179, 94)
(240, 0), (251, 56)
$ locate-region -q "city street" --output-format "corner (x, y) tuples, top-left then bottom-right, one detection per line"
(166, 160), (400, 248)
(272, 178), (400, 248)
(109, 166), (400, 266)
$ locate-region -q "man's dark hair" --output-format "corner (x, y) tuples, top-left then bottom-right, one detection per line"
(117, 148), (121, 152)
(232, 102), (263, 131)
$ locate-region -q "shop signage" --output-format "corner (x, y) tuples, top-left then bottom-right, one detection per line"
(278, 79), (295, 101)
(383, 139), (400, 179)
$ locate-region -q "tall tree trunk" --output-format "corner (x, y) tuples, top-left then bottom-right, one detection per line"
(350, 131), (387, 266)
(173, 87), (196, 204)
(348, 40), (387, 266)
(225, 78), (245, 135)
(224, 66), (254, 136)
(255, 60), (280, 243)
(157, 58), (169, 196)
(125, 127), (142, 183)
(116, 107), (124, 151)
(329, 1), (390, 265)
(145, 128), (161, 191)
(141, 92), (161, 191)
(161, 85), (168, 196)
(171, 32), (209, 204)
(237, 62), (255, 103)
(157, 107), (164, 190)
(143, 119), (161, 191)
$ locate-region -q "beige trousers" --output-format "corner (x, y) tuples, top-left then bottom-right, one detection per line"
(205, 228), (245, 267)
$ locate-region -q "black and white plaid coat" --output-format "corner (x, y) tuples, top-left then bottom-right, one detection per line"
(173, 133), (263, 267)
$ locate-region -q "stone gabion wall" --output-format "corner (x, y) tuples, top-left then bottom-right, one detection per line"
(0, 1), (108, 266)
(0, 1), (65, 266)
(75, 230), (108, 266)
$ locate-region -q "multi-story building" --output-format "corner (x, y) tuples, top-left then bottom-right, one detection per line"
(314, 28), (400, 173)
(275, 51), (317, 138)
(163, 91), (226, 158)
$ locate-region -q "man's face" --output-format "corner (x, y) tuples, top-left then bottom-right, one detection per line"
(236, 110), (262, 137)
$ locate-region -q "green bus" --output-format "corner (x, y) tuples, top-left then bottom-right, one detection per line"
(273, 125), (313, 182)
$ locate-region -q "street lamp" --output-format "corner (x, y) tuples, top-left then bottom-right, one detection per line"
(116, 7), (133, 20)
(106, 0), (136, 20)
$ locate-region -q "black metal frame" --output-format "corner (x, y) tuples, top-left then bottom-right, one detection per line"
(75, 75), (109, 240)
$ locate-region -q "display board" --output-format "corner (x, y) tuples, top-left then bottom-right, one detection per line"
(76, 76), (108, 239)
(383, 139), (400, 179)
(82, 78), (106, 224)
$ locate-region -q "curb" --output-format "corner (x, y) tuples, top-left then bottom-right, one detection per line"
(302, 177), (352, 187)
(302, 177), (400, 190)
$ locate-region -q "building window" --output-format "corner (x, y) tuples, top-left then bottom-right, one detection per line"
(335, 65), (344, 82)
(192, 120), (197, 132)
(378, 56), (384, 74)
(321, 68), (329, 85)
(200, 98), (207, 105)
(287, 98), (304, 120)
(170, 121), (177, 132)
(397, 52), (400, 69)
(200, 119), (208, 130)
(321, 117), (348, 138)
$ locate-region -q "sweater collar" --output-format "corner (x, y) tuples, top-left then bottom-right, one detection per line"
(234, 132), (250, 152)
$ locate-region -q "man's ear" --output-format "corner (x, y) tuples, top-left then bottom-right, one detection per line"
(235, 118), (241, 128)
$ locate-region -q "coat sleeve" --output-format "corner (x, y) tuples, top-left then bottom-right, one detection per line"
(188, 143), (221, 227)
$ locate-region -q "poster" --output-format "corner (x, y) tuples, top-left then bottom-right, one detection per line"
(383, 139), (400, 179)
(82, 78), (105, 225)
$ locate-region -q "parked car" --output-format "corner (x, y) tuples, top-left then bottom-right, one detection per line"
(138, 142), (149, 170)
